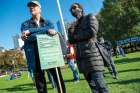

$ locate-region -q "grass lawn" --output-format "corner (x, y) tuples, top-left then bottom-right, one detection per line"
(0, 52), (140, 93)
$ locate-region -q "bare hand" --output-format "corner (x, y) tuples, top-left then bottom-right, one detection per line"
(22, 30), (30, 36)
(70, 21), (77, 28)
(48, 29), (57, 35)
(21, 30), (30, 41)
(21, 35), (27, 41)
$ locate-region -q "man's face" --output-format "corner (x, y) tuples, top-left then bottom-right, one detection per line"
(28, 4), (41, 16)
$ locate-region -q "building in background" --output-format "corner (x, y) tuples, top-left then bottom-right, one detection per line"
(18, 38), (24, 48)
(0, 46), (5, 52)
(57, 20), (70, 56)
(57, 21), (64, 35)
(12, 34), (24, 49)
(57, 20), (70, 36)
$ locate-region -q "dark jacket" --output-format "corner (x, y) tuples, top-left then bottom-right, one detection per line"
(68, 14), (104, 74)
(21, 17), (54, 71)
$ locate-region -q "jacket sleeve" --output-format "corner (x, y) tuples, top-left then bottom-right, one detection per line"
(21, 20), (55, 34)
(21, 22), (29, 32)
(73, 14), (98, 42)
(21, 21), (55, 42)
(29, 21), (55, 34)
(21, 22), (36, 42)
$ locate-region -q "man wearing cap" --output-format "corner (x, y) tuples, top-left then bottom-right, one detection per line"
(21, 1), (66, 93)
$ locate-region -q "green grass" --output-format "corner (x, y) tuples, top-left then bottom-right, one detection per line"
(0, 52), (140, 93)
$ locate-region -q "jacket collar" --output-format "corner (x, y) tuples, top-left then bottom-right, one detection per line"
(30, 16), (45, 23)
(77, 15), (84, 23)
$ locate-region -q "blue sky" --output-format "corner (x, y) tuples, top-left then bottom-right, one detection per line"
(0, 0), (103, 49)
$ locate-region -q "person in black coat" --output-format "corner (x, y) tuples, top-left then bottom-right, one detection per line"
(68, 3), (109, 93)
(99, 37), (118, 79)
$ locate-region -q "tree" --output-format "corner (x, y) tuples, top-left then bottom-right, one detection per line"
(97, 0), (140, 46)
(0, 49), (26, 72)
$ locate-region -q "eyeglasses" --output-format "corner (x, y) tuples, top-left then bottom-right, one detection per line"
(71, 8), (82, 14)
(71, 4), (79, 10)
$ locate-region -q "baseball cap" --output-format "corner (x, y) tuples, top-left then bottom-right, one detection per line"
(27, 1), (41, 8)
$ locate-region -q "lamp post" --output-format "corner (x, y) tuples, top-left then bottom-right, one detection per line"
(56, 0), (68, 41)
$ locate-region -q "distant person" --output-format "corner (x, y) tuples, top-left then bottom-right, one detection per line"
(116, 45), (120, 58)
(119, 45), (126, 57)
(68, 3), (109, 93)
(28, 68), (35, 87)
(99, 37), (118, 79)
(47, 70), (57, 89)
(116, 45), (125, 58)
(67, 43), (80, 82)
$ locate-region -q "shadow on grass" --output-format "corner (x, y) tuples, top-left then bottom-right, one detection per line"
(64, 78), (85, 83)
(118, 69), (140, 73)
(108, 78), (140, 85)
(115, 57), (140, 64)
(46, 78), (85, 84)
(0, 83), (34, 92)
(105, 68), (140, 75)
(0, 83), (53, 92)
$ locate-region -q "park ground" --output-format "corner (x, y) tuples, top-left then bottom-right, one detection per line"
(0, 52), (140, 93)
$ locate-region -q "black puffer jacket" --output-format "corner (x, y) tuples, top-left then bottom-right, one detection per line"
(68, 13), (104, 74)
